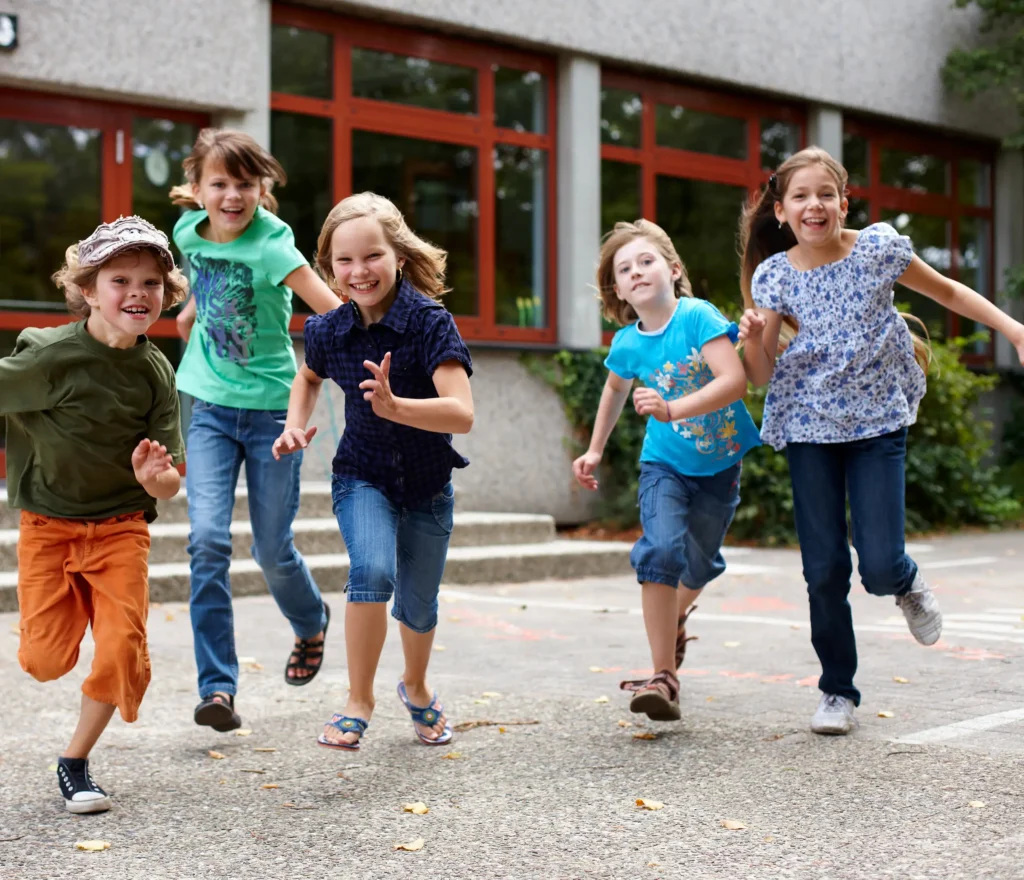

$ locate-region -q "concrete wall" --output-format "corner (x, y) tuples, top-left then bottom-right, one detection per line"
(0, 0), (1008, 137)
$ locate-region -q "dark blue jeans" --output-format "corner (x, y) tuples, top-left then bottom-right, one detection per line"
(785, 428), (918, 706)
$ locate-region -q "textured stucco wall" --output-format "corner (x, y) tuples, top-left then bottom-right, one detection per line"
(0, 0), (1007, 137)
(294, 344), (598, 523)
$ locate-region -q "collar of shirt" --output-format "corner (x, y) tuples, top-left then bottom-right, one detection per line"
(332, 278), (418, 341)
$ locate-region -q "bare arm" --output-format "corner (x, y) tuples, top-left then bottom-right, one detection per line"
(899, 255), (1024, 361)
(739, 308), (784, 388)
(283, 265), (343, 315)
(272, 364), (324, 459)
(362, 356), (474, 434)
(571, 371), (631, 491)
(132, 440), (181, 500)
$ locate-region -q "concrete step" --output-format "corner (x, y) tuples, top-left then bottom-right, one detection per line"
(0, 539), (634, 611)
(0, 511), (556, 567)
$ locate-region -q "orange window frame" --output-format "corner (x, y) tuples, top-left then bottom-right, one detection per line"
(600, 70), (806, 343)
(271, 4), (559, 344)
(843, 118), (997, 365)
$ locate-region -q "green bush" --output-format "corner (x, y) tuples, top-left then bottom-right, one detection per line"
(528, 334), (1019, 545)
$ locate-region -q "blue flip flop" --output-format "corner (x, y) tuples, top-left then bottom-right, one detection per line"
(397, 681), (454, 746)
(317, 714), (368, 751)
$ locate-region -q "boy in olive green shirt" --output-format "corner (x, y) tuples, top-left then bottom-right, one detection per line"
(3, 217), (187, 815)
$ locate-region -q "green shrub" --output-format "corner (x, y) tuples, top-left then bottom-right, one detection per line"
(528, 334), (1019, 545)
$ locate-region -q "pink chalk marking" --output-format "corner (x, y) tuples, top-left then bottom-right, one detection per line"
(718, 670), (760, 679)
(719, 596), (799, 613)
(760, 674), (795, 684)
(796, 675), (818, 687)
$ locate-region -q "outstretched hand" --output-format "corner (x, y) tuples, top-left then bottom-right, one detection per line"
(132, 438), (174, 484)
(360, 352), (399, 419)
(572, 450), (602, 491)
(738, 308), (767, 343)
(272, 426), (318, 460)
(633, 386), (672, 422)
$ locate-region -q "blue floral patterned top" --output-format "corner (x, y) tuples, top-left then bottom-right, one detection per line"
(751, 222), (927, 451)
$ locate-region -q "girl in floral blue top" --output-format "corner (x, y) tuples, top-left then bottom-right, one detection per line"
(739, 147), (1024, 736)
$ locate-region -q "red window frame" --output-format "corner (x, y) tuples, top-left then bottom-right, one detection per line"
(599, 71), (806, 343)
(271, 4), (559, 344)
(844, 118), (997, 365)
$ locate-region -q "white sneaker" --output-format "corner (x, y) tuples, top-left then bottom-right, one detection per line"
(895, 573), (942, 646)
(810, 693), (858, 736)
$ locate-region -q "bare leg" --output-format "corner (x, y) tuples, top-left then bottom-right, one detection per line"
(399, 623), (447, 740)
(320, 602), (387, 746)
(678, 584), (701, 618)
(63, 694), (117, 759)
(642, 582), (679, 673)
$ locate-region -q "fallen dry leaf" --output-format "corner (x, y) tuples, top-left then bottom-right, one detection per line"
(237, 656), (257, 664)
(207, 750), (226, 760)
(877, 711), (894, 719)
(440, 751), (464, 760)
(218, 779), (227, 785)
(235, 729), (253, 737)
(447, 615), (462, 623)
(75, 840), (110, 852)
(253, 747), (276, 753)
(724, 641), (741, 648)
(394, 838), (425, 852)
(635, 798), (664, 811)
(647, 864), (660, 869)
(617, 720), (633, 728)
(706, 697), (715, 702)
(720, 819), (747, 830)
(402, 802), (429, 815)
(969, 800), (986, 808)
(245, 662), (264, 671)
(594, 696), (610, 704)
(337, 772), (346, 778)
(261, 783), (279, 790)
(473, 699), (490, 705)
(47, 763), (58, 772)
(893, 677), (910, 684)
(498, 727), (507, 733)
(280, 802), (316, 810)
(589, 666), (606, 673)
(482, 691), (502, 699)
(433, 645), (447, 652)
(633, 731), (657, 741)
(164, 612), (175, 622)
(239, 769), (266, 774)
(789, 624), (800, 630)
(452, 719), (539, 733)
(763, 835), (775, 842)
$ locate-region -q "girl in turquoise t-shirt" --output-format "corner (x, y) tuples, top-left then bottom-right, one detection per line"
(572, 219), (758, 724)
(168, 128), (341, 733)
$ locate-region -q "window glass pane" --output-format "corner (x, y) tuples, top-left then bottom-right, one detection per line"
(271, 112), (334, 315)
(958, 158), (991, 207)
(0, 121), (102, 306)
(352, 49), (476, 114)
(132, 118), (199, 270)
(494, 146), (547, 327)
(495, 67), (546, 134)
(843, 132), (869, 187)
(957, 216), (991, 353)
(600, 88), (642, 147)
(760, 119), (799, 169)
(600, 160), (642, 332)
(352, 131), (477, 317)
(656, 176), (747, 316)
(881, 149), (948, 195)
(846, 197), (870, 230)
(884, 212), (951, 339)
(271, 25), (332, 99)
(655, 105), (746, 159)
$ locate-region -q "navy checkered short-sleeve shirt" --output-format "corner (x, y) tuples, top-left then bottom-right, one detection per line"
(303, 280), (473, 505)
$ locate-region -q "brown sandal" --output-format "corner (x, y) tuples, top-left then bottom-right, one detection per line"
(620, 669), (681, 721)
(676, 604), (698, 670)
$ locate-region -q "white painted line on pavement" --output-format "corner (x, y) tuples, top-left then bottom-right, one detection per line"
(990, 608), (1024, 615)
(894, 708), (1024, 745)
(924, 556), (999, 570)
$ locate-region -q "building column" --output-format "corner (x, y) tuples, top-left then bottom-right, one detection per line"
(556, 55), (602, 350)
(213, 0), (271, 147)
(807, 105), (843, 162)
(994, 148), (1024, 371)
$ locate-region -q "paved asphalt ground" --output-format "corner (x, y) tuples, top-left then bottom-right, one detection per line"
(1, 530), (1023, 879)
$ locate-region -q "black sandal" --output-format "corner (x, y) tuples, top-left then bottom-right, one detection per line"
(194, 692), (242, 732)
(676, 604), (698, 670)
(285, 602), (330, 687)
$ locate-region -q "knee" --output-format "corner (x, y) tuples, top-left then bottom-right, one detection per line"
(347, 558), (396, 601)
(187, 522), (232, 559)
(804, 559), (853, 596)
(394, 597), (438, 633)
(632, 535), (683, 586)
(21, 645), (77, 682)
(250, 533), (300, 574)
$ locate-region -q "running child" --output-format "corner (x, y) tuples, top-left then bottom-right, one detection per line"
(739, 146), (1024, 735)
(572, 219), (761, 721)
(272, 191), (474, 750)
(5, 216), (186, 812)
(169, 128), (341, 732)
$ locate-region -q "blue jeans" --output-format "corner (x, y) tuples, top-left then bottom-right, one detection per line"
(186, 400), (326, 698)
(785, 428), (918, 706)
(332, 476), (455, 633)
(631, 461), (741, 590)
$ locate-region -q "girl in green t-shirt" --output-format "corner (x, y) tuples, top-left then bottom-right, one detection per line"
(168, 129), (342, 733)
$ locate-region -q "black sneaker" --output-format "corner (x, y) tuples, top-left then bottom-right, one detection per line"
(57, 757), (112, 814)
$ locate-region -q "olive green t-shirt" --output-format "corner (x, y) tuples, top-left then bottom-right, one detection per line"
(0, 321), (185, 522)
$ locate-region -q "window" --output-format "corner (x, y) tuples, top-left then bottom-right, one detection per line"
(270, 9), (557, 342)
(599, 72), (804, 340)
(843, 120), (996, 361)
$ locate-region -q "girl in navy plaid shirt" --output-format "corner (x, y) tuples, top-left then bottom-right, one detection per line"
(273, 192), (474, 750)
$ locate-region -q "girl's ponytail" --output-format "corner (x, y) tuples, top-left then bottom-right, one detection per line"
(169, 183), (203, 211)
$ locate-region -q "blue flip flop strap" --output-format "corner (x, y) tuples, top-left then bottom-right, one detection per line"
(400, 684), (444, 726)
(327, 714), (368, 734)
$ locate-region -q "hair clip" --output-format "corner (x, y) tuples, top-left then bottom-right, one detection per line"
(767, 174), (778, 194)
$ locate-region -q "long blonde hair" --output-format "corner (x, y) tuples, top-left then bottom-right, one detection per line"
(52, 244), (188, 318)
(596, 219), (693, 326)
(168, 128), (285, 214)
(315, 192), (449, 301)
(738, 146), (930, 370)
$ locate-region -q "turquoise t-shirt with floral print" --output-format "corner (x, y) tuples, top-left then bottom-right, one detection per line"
(605, 298), (761, 477)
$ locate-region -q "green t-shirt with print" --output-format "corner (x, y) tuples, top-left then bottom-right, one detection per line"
(0, 321), (185, 523)
(174, 206), (307, 410)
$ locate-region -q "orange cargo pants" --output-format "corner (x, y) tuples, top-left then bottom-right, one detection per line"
(17, 511), (152, 723)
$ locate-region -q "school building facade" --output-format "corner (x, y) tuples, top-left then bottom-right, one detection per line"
(0, 1), (1019, 522)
